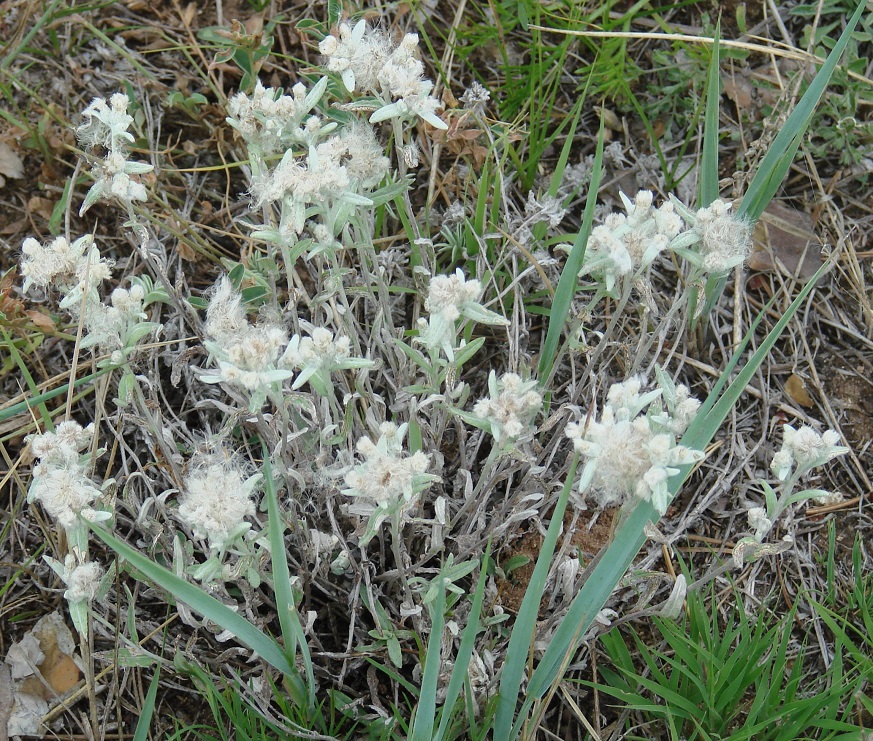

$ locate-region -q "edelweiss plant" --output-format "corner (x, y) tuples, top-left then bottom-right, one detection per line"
(76, 92), (153, 216)
(578, 190), (683, 294)
(734, 424), (848, 566)
(42, 555), (105, 635)
(416, 268), (509, 362)
(174, 451), (266, 585)
(464, 371), (543, 449)
(343, 422), (440, 545)
(319, 19), (449, 136)
(565, 375), (703, 515)
(26, 421), (111, 554)
(226, 71), (396, 257)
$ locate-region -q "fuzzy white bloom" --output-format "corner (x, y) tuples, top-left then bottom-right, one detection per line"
(29, 420), (94, 464)
(770, 424), (848, 481)
(416, 268), (509, 360)
(77, 93), (135, 149)
(279, 326), (373, 395)
(62, 557), (104, 603)
(472, 371), (542, 445)
(177, 454), (261, 551)
(227, 78), (329, 155)
(199, 277), (293, 406)
(692, 199), (752, 273)
(204, 276), (248, 342)
(28, 466), (104, 530)
(77, 92), (152, 215)
(565, 377), (703, 514)
(344, 423), (433, 507)
(20, 235), (91, 293)
(579, 190), (683, 292)
(318, 121), (390, 189)
(80, 283), (149, 352)
(26, 422), (108, 532)
(20, 235), (113, 312)
(43, 554), (105, 635)
(747, 506), (773, 541)
(425, 269), (485, 321)
(343, 422), (439, 543)
(319, 19), (389, 94)
(319, 20), (447, 129)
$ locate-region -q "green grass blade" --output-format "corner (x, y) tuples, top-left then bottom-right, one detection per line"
(262, 451), (315, 707)
(88, 523), (295, 676)
(493, 456), (578, 739)
(0, 366), (114, 424)
(537, 115), (606, 383)
(737, 0), (866, 222)
(513, 499), (654, 738)
(411, 577), (445, 741)
(435, 542), (492, 741)
(132, 665), (161, 741)
(700, 25), (721, 208)
(683, 261), (829, 449)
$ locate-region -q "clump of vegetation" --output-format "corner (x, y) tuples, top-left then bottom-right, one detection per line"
(1, 1), (871, 739)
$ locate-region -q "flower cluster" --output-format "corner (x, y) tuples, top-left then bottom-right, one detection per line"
(228, 77), (391, 250)
(26, 421), (111, 551)
(19, 231), (163, 366)
(280, 325), (373, 396)
(471, 371), (542, 446)
(80, 279), (163, 362)
(199, 277), (293, 408)
(735, 424), (847, 564)
(20, 234), (112, 310)
(770, 424), (848, 482)
(416, 268), (509, 360)
(343, 422), (440, 544)
(77, 92), (153, 215)
(579, 190), (683, 293)
(671, 198), (752, 274)
(199, 277), (371, 407)
(565, 376), (703, 514)
(319, 20), (447, 131)
(577, 191), (756, 295)
(176, 452), (262, 553)
(227, 78), (329, 157)
(43, 554), (104, 635)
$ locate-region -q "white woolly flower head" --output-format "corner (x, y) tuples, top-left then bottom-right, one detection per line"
(320, 121), (390, 189)
(77, 93), (135, 150)
(579, 190), (683, 293)
(177, 451), (262, 551)
(26, 421), (109, 534)
(565, 377), (704, 514)
(747, 506), (773, 541)
(471, 371), (542, 445)
(319, 19), (391, 94)
(204, 276), (248, 343)
(319, 19), (447, 130)
(770, 424), (848, 481)
(343, 422), (440, 543)
(76, 92), (153, 215)
(417, 268), (509, 360)
(227, 78), (329, 155)
(692, 199), (752, 273)
(199, 277), (294, 406)
(43, 554), (106, 635)
(20, 235), (110, 304)
(62, 556), (104, 603)
(279, 325), (373, 395)
(28, 420), (94, 465)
